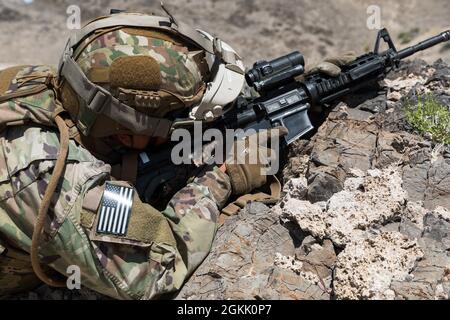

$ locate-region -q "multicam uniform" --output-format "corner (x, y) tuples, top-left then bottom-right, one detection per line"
(0, 27), (232, 300)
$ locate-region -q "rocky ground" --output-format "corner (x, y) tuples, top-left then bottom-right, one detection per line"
(13, 58), (449, 301)
(178, 59), (450, 300)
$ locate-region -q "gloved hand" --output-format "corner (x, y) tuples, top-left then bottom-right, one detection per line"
(224, 127), (288, 196)
(306, 51), (357, 77)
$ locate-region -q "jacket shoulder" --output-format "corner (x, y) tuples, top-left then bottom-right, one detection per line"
(0, 125), (107, 200)
(0, 65), (59, 129)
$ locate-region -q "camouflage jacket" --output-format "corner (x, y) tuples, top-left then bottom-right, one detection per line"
(0, 65), (232, 299)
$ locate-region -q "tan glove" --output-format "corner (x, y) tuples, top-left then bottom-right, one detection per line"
(225, 127), (288, 196)
(306, 51), (357, 77)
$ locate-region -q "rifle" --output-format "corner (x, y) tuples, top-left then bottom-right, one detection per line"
(136, 28), (450, 205)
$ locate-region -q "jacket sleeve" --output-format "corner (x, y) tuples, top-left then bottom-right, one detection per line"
(1, 124), (231, 299)
(50, 164), (231, 300)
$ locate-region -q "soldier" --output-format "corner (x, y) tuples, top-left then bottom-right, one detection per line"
(0, 11), (280, 300)
(0, 11), (349, 299)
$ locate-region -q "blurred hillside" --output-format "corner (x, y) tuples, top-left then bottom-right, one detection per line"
(0, 0), (449, 68)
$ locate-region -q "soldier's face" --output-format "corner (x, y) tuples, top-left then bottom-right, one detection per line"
(115, 134), (151, 149)
(114, 134), (167, 149)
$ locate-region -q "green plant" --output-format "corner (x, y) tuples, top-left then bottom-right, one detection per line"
(404, 93), (450, 145)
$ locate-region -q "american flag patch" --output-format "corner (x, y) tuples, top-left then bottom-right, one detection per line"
(96, 182), (134, 236)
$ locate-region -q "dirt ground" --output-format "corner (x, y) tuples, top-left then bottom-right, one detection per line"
(0, 0), (449, 68)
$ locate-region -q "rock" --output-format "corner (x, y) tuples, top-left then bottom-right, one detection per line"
(387, 91), (403, 102)
(274, 252), (332, 294)
(297, 235), (318, 255)
(376, 131), (420, 167)
(277, 167), (407, 247)
(403, 201), (429, 229)
(275, 149), (449, 301)
(305, 103), (449, 211)
(399, 219), (423, 240)
(394, 212), (450, 300)
(307, 172), (343, 203)
(434, 206), (450, 222)
(277, 198), (326, 240)
(428, 59), (450, 87)
(265, 237), (336, 295)
(422, 212), (450, 248)
(387, 59), (431, 80)
(295, 239), (336, 280)
(382, 74), (426, 93)
(282, 145), (311, 183)
(333, 232), (423, 300)
(402, 152), (450, 210)
(283, 176), (308, 200)
(305, 104), (379, 203)
(357, 94), (388, 113)
(177, 202), (331, 300)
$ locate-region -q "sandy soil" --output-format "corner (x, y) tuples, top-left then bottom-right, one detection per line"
(0, 0), (449, 68)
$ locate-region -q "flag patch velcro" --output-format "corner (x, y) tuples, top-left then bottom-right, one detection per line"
(96, 182), (134, 236)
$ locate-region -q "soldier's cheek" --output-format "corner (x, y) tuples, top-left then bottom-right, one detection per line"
(132, 135), (152, 150)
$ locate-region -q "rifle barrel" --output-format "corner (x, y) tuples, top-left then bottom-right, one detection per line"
(396, 29), (450, 60)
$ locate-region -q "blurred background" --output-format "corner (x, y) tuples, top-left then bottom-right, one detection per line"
(0, 0), (449, 69)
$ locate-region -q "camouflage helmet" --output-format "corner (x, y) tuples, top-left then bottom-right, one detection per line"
(58, 12), (245, 138)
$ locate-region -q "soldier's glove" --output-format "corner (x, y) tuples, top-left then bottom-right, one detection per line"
(306, 51), (357, 77)
(225, 127), (288, 196)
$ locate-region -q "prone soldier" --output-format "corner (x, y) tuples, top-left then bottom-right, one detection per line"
(0, 11), (348, 299)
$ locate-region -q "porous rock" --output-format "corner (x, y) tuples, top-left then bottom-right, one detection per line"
(177, 202), (331, 300)
(277, 167), (407, 247)
(333, 232), (423, 300)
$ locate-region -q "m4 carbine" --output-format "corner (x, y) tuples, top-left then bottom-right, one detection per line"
(223, 28), (450, 144)
(136, 28), (450, 204)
